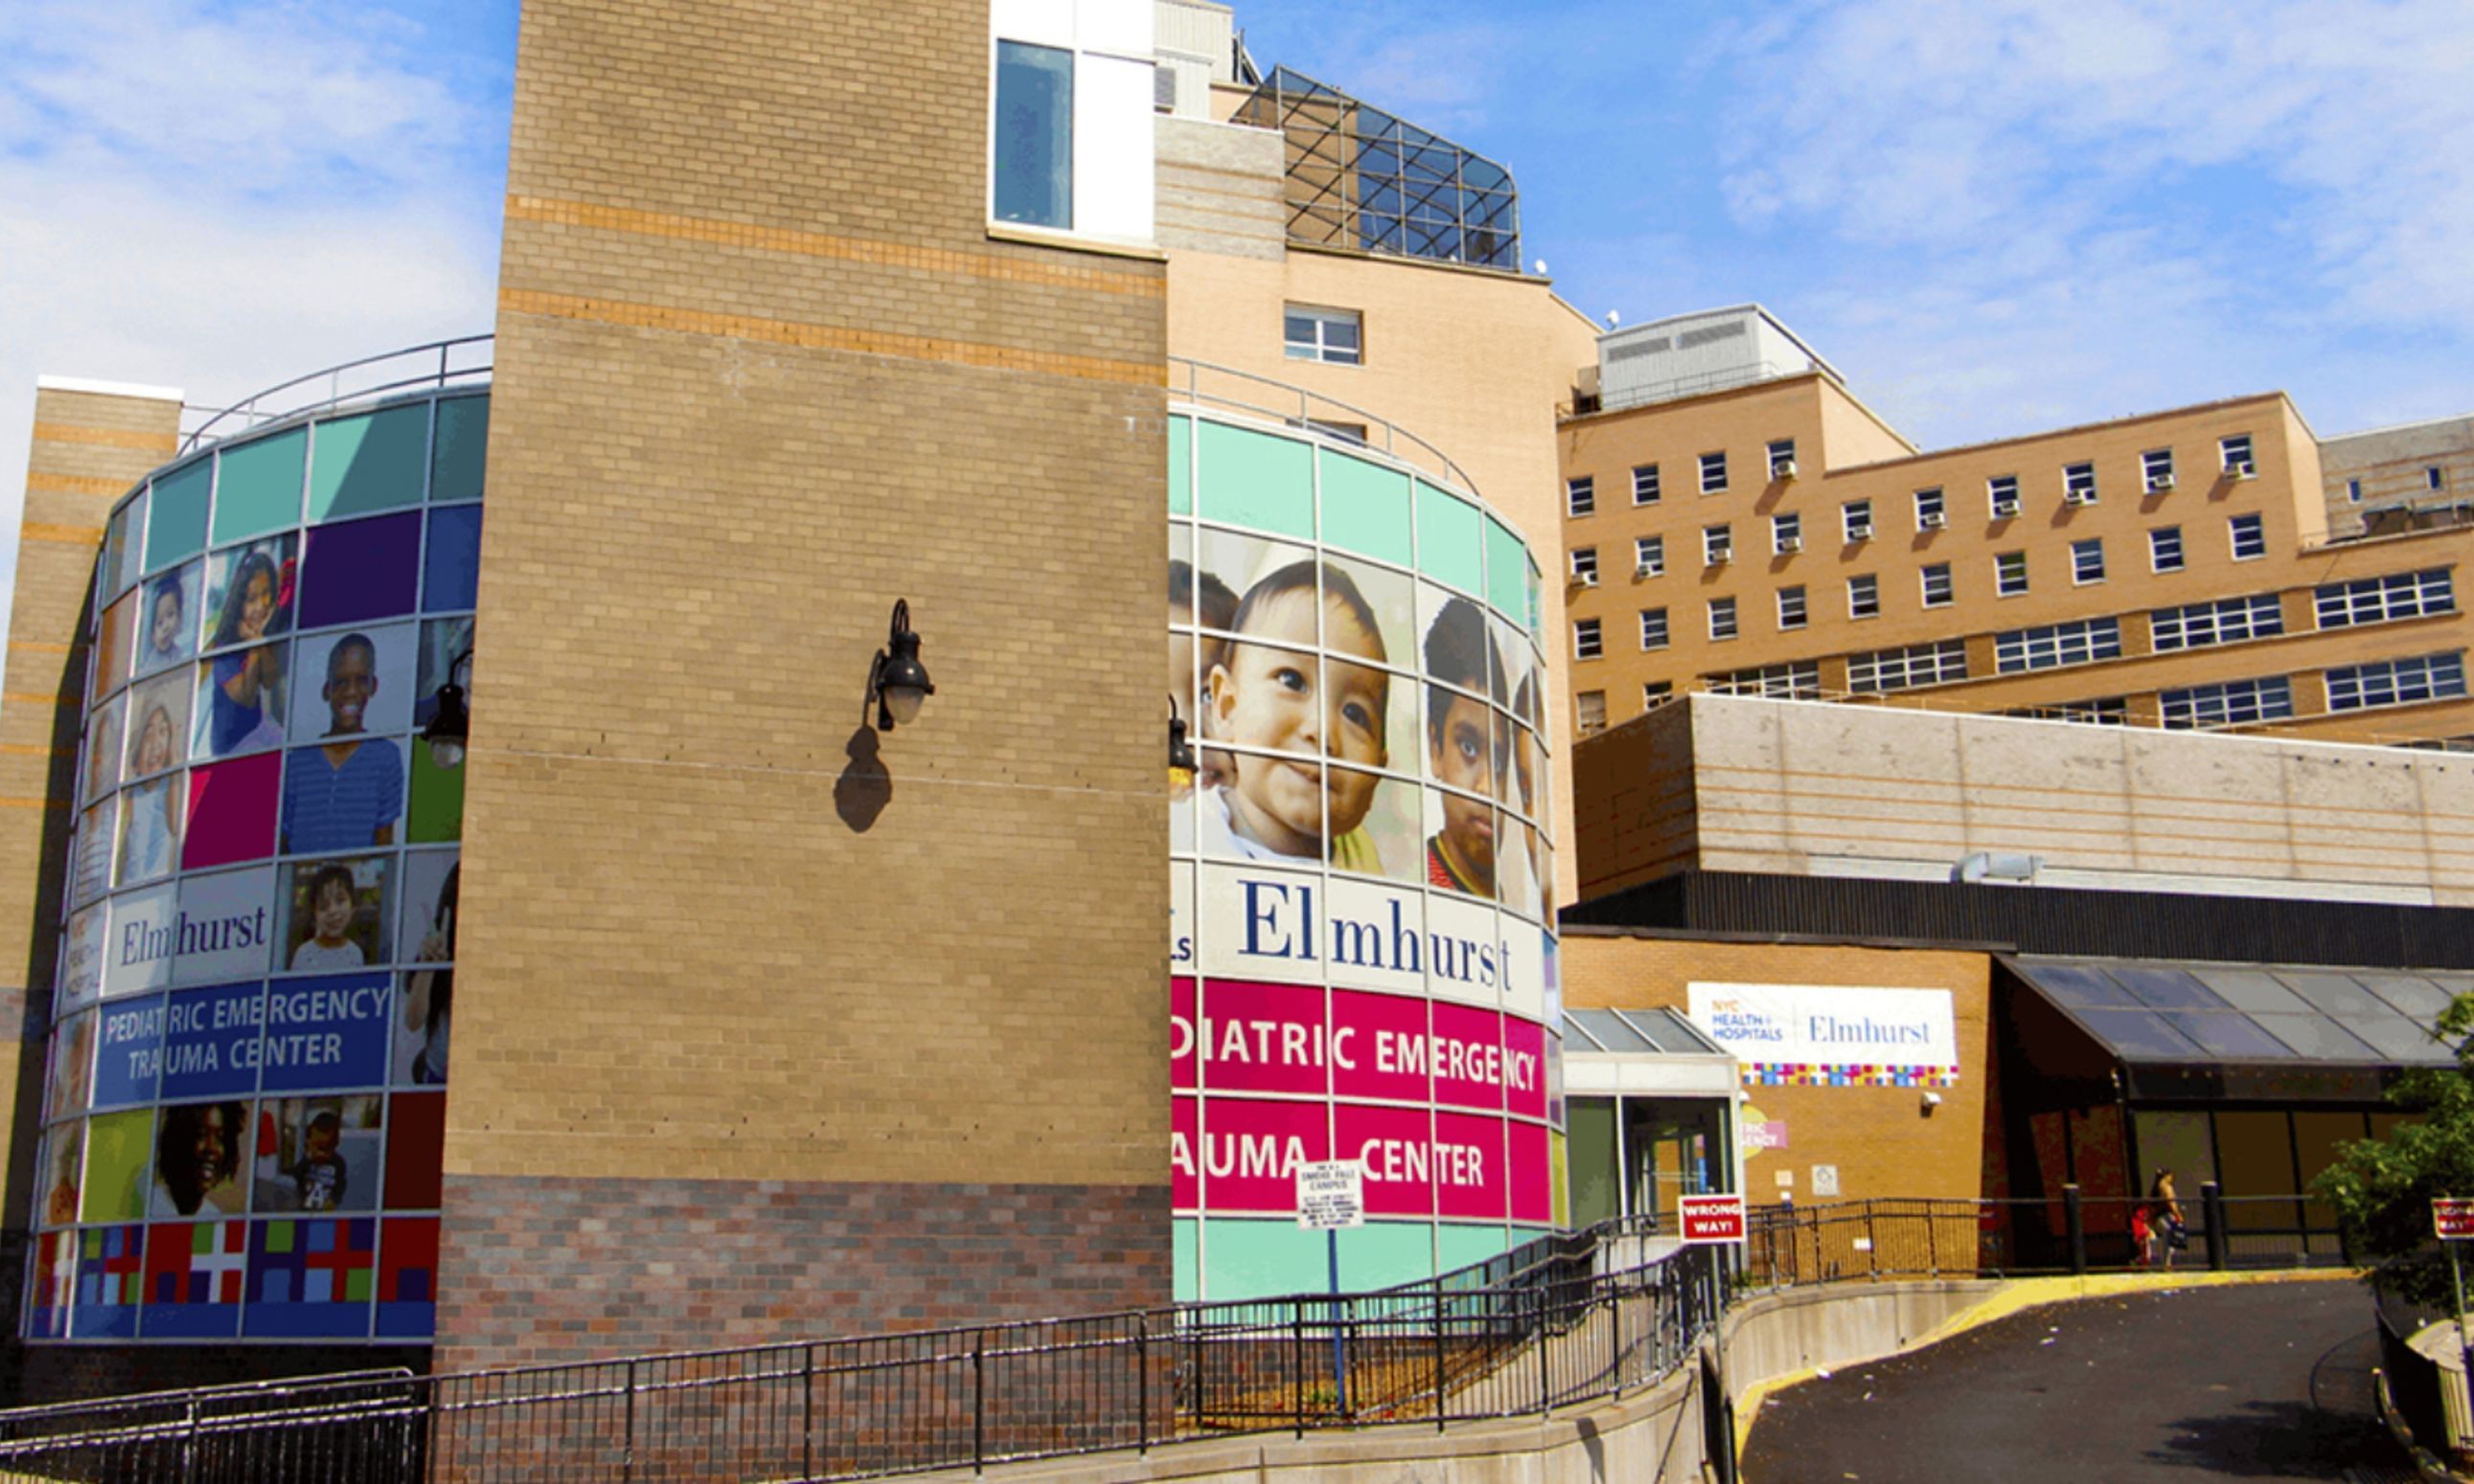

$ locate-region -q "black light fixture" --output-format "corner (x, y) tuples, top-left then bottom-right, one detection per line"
(868, 600), (935, 731)
(421, 649), (473, 770)
(1168, 695), (1197, 772)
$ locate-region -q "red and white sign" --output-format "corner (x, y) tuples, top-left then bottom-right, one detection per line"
(1680, 1194), (1747, 1245)
(2433, 1198), (2474, 1241)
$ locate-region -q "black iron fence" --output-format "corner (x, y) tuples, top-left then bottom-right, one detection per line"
(0, 1188), (2337, 1483)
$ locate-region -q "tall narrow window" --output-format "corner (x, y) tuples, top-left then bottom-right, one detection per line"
(1920, 562), (1953, 606)
(2072, 538), (2105, 583)
(1987, 475), (2020, 519)
(1634, 536), (1664, 578)
(1848, 574), (1879, 619)
(1996, 551), (2028, 597)
(1914, 488), (1946, 528)
(1772, 513), (1800, 554)
(1633, 465), (1661, 505)
(2230, 514), (2266, 560)
(1777, 585), (1807, 628)
(1573, 618), (1603, 661)
(1708, 597), (1738, 641)
(1566, 476), (1596, 517)
(1844, 499), (1873, 542)
(1639, 607), (1669, 650)
(1700, 451), (1729, 494)
(1768, 439), (1798, 479)
(994, 41), (1074, 229)
(2150, 526), (2185, 573)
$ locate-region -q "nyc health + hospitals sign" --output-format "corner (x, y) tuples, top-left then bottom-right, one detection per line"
(1686, 983), (1958, 1089)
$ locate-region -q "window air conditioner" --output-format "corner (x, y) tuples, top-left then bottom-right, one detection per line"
(1575, 570), (1599, 587)
(1919, 512), (1947, 530)
(1777, 537), (1803, 554)
(1708, 550), (1732, 565)
(1774, 459), (1799, 480)
(2064, 488), (2096, 506)
(1992, 502), (2019, 519)
(1848, 523), (1873, 541)
(2146, 473), (2175, 492)
(2229, 462), (2257, 479)
(1635, 563), (1660, 580)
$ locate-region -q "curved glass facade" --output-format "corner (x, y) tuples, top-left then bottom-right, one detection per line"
(1170, 411), (1563, 1300)
(29, 390), (485, 1342)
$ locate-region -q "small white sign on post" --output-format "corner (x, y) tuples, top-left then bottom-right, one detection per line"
(1296, 1160), (1366, 1231)
(1680, 1194), (1747, 1245)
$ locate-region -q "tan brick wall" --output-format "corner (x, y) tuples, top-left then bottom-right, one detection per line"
(1562, 931), (1993, 1203)
(0, 388), (181, 1236)
(454, 0), (1168, 1217)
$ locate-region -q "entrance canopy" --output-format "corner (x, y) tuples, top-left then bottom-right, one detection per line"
(1563, 1006), (1740, 1099)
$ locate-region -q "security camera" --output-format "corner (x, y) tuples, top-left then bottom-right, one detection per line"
(1920, 1091), (1943, 1112)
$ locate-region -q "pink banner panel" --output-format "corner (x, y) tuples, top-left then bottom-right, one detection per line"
(1328, 987), (1430, 1104)
(1508, 1119), (1552, 1225)
(1188, 1095), (1330, 1216)
(1173, 1096), (1199, 1209)
(1501, 1014), (1547, 1120)
(1430, 1001), (1506, 1113)
(1171, 977), (1196, 1091)
(1193, 978), (1329, 1096)
(1334, 1102), (1438, 1218)
(1431, 1109), (1511, 1222)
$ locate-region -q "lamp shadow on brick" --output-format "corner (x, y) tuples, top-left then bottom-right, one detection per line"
(834, 724), (891, 833)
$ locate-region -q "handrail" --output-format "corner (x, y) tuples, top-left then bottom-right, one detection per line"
(179, 334), (493, 455)
(1168, 354), (1480, 497)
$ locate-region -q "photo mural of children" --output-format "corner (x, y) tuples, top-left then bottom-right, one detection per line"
(150, 1099), (248, 1217)
(199, 541), (293, 757)
(139, 565), (199, 676)
(1202, 561), (1390, 870)
(83, 695), (122, 806)
(42, 1124), (83, 1227)
(1168, 559), (1238, 798)
(397, 859), (455, 1086)
(282, 631), (404, 854)
(288, 863), (371, 970)
(1423, 598), (1506, 897)
(253, 1097), (380, 1214)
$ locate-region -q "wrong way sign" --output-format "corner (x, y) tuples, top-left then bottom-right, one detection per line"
(1680, 1193), (1747, 1244)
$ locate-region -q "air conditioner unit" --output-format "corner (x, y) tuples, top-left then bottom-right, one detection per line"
(1634, 563), (1660, 580)
(1574, 570), (1599, 587)
(1708, 550), (1732, 565)
(1776, 537), (1803, 554)
(2229, 462), (2257, 479)
(1992, 501), (2020, 519)
(2146, 473), (2176, 492)
(1848, 524), (1873, 541)
(2064, 488), (2096, 506)
(1773, 460), (1799, 480)
(1919, 512), (1947, 530)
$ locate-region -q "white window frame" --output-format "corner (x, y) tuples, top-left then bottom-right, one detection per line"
(2149, 526), (2185, 573)
(1848, 573), (1880, 620)
(1566, 475), (1595, 517)
(1988, 474), (2021, 520)
(1573, 618), (1603, 661)
(2072, 537), (2106, 584)
(1283, 304), (1363, 365)
(1777, 584), (1807, 629)
(1699, 451), (1729, 494)
(2161, 675), (2292, 729)
(1995, 551), (2027, 598)
(1632, 464), (1661, 505)
(1994, 618), (2124, 674)
(2325, 652), (2468, 713)
(2230, 513), (2267, 560)
(2141, 448), (2175, 491)
(1920, 562), (1954, 607)
(2150, 592), (2284, 652)
(1576, 690), (1607, 735)
(1642, 681), (1673, 708)
(1569, 546), (1598, 582)
(2219, 433), (2256, 476)
(1639, 607), (1669, 650)
(1634, 536), (1664, 579)
(1772, 512), (1800, 555)
(1708, 597), (1738, 641)
(1707, 660), (1820, 699)
(1766, 439), (1797, 479)
(1704, 523), (1732, 565)
(1846, 639), (1968, 694)
(2315, 569), (2456, 628)
(2063, 462), (2097, 504)
(1913, 487), (1946, 529)
(1843, 499), (1873, 543)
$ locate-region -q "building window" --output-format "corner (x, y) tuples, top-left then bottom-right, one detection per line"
(1996, 551), (2028, 597)
(1699, 451), (1729, 494)
(1844, 499), (1873, 542)
(1567, 475), (1596, 517)
(2150, 592), (2284, 651)
(1642, 681), (1673, 708)
(2316, 568), (2456, 628)
(1708, 597), (1738, 641)
(1639, 607), (1669, 650)
(1569, 546), (1598, 583)
(1633, 464), (1661, 505)
(1707, 660), (1820, 699)
(2430, 466), (2447, 492)
(2346, 479), (2363, 504)
(1995, 617), (2124, 674)
(2142, 448), (2175, 491)
(2162, 676), (2293, 729)
(2001, 696), (2131, 725)
(2230, 513), (2267, 560)
(1768, 439), (1798, 479)
(1577, 690), (1608, 735)
(1283, 305), (1362, 365)
(1772, 513), (1800, 554)
(2072, 537), (2105, 583)
(1914, 487), (1946, 529)
(2325, 652), (2467, 713)
(1304, 419), (1367, 445)
(1848, 573), (1880, 620)
(1574, 618), (1602, 660)
(1921, 562), (1954, 606)
(1705, 523), (1732, 565)
(2221, 434), (2256, 476)
(1634, 536), (1664, 579)
(1988, 474), (2021, 519)
(1846, 638), (1968, 694)
(993, 40), (1075, 229)
(2150, 526), (2185, 573)
(1777, 585), (1807, 629)
(2064, 462), (2097, 504)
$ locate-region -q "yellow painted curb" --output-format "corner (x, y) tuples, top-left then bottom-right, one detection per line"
(1733, 1268), (2365, 1455)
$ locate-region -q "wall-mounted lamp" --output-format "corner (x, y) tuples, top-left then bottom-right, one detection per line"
(868, 600), (935, 731)
(420, 649), (473, 770)
(1168, 695), (1197, 773)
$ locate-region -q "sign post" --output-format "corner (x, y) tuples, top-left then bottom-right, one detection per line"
(1682, 1194), (1748, 1484)
(2436, 1199), (2474, 1398)
(1297, 1161), (1365, 1416)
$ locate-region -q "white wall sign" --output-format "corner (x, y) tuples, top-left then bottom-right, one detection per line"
(1687, 982), (1958, 1086)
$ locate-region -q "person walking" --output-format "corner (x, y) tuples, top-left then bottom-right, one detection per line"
(2148, 1170), (2186, 1267)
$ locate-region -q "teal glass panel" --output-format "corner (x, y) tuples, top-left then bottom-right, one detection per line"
(1334, 1221), (1435, 1290)
(431, 396), (489, 502)
(1201, 1217), (1328, 1303)
(1436, 1221), (1516, 1274)
(309, 406), (428, 521)
(1196, 422), (1313, 539)
(1167, 416), (1192, 516)
(1525, 559), (1544, 637)
(1318, 451), (1412, 566)
(1173, 1217), (1200, 1304)
(143, 461), (212, 574)
(1484, 516), (1527, 618)
(1414, 482), (1482, 593)
(210, 428), (306, 543)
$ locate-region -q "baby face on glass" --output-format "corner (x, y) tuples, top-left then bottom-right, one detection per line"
(1208, 571), (1388, 858)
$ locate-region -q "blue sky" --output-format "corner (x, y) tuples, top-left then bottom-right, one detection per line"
(4, 0), (2471, 643)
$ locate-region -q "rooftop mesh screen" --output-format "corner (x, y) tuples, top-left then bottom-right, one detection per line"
(1232, 66), (1522, 272)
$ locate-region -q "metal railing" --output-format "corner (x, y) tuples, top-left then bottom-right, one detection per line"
(180, 336), (494, 455)
(0, 1190), (2340, 1482)
(1169, 356), (1480, 497)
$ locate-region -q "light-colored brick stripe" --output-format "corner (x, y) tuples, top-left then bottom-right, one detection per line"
(499, 288), (1168, 387)
(32, 422), (179, 454)
(18, 523), (103, 545)
(23, 473), (126, 498)
(0, 743), (70, 758)
(505, 194), (1166, 299)
(6, 641), (71, 656)
(2, 693), (75, 710)
(0, 797), (64, 810)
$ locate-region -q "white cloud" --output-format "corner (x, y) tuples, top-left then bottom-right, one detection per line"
(0, 0), (502, 673)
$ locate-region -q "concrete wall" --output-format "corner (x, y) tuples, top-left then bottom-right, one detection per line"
(1571, 693), (2474, 906)
(2320, 413), (2474, 537)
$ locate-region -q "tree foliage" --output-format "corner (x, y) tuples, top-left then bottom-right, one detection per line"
(2314, 995), (2474, 1310)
